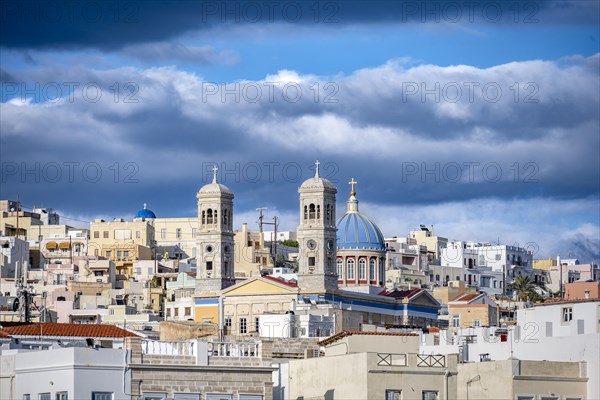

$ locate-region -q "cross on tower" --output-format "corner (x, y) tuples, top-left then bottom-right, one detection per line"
(212, 164), (218, 183)
(349, 178), (357, 196)
(314, 160), (320, 178)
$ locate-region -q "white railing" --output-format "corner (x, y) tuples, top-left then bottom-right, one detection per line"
(208, 341), (260, 358)
(142, 339), (197, 356)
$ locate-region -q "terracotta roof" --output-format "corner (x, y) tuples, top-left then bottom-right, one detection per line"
(378, 288), (421, 299)
(318, 330), (419, 346)
(263, 275), (298, 288)
(0, 330), (12, 339)
(454, 293), (481, 302)
(0, 323), (140, 338)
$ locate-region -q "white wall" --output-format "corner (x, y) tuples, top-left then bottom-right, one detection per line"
(14, 347), (128, 399)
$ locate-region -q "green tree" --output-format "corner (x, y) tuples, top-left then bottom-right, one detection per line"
(280, 239), (299, 248)
(508, 275), (539, 302)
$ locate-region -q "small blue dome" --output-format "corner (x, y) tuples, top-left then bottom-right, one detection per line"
(336, 180), (385, 251)
(135, 203), (156, 219)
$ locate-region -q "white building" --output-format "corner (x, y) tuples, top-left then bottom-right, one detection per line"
(2, 347), (128, 400)
(259, 313), (334, 339)
(262, 230), (297, 242)
(0, 236), (29, 279)
(421, 299), (600, 399)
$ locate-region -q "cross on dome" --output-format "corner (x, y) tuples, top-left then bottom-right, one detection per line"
(349, 178), (357, 196)
(314, 160), (320, 178)
(212, 164), (218, 184)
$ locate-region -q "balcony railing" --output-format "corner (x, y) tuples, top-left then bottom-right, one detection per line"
(141, 339), (261, 358)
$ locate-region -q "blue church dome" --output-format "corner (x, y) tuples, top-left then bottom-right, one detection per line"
(135, 203), (156, 219)
(336, 179), (385, 251)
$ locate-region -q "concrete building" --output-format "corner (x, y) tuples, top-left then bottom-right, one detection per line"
(457, 359), (587, 400)
(409, 225), (448, 266)
(547, 263), (600, 293)
(126, 336), (275, 400)
(2, 347), (128, 400)
(421, 299), (600, 399)
(447, 293), (499, 330)
(0, 236), (29, 279)
(233, 222), (268, 278)
(88, 216), (155, 279)
(385, 236), (429, 272)
(287, 331), (458, 400)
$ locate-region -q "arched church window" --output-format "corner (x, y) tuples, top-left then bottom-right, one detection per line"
(359, 259), (366, 280)
(379, 258), (384, 283)
(309, 204), (316, 219)
(326, 204), (331, 224)
(206, 209), (213, 224)
(337, 258), (343, 278)
(435, 274), (440, 282)
(223, 209), (228, 226)
(369, 258), (375, 280)
(316, 205), (321, 219)
(347, 259), (355, 280)
(202, 210), (206, 225)
(304, 205), (308, 220)
(214, 210), (218, 225)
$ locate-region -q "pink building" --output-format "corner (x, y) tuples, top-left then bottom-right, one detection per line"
(565, 281), (600, 301)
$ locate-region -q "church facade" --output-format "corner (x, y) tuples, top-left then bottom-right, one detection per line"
(192, 162), (442, 333)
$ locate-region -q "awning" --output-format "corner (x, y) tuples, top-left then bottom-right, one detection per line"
(59, 242), (71, 250)
(46, 242), (58, 250)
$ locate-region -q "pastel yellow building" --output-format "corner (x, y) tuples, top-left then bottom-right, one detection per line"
(533, 257), (557, 271)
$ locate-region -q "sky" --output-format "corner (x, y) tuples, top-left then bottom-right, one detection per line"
(1, 0), (599, 262)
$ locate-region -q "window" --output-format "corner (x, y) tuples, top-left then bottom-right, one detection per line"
(174, 394), (201, 400)
(23, 395), (31, 400)
(103, 231), (109, 238)
(123, 250), (129, 259)
(206, 261), (213, 271)
(94, 231), (99, 238)
(562, 307), (573, 322)
(184, 307), (191, 316)
(225, 318), (232, 327)
(161, 228), (166, 239)
(347, 259), (355, 280)
(473, 319), (481, 327)
(136, 267), (142, 275)
(148, 267), (153, 276)
(56, 392), (68, 400)
(39, 394), (51, 400)
(207, 209), (213, 224)
(106, 250), (111, 258)
(452, 315), (460, 328)
(176, 228), (182, 239)
(369, 258), (375, 280)
(422, 391), (438, 400)
(386, 390), (401, 400)
(174, 308), (179, 317)
(255, 317), (260, 332)
(308, 257), (315, 267)
(166, 308), (171, 317)
(240, 318), (247, 334)
(309, 204), (316, 219)
(337, 259), (343, 278)
(359, 259), (366, 280)
(136, 231), (140, 239)
(117, 250), (122, 258)
(94, 271), (104, 277)
(142, 394), (166, 400)
(192, 228), (197, 237)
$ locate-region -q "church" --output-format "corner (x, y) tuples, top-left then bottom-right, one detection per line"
(193, 162), (441, 334)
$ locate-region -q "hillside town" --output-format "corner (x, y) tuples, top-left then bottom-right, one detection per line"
(1, 163), (598, 400)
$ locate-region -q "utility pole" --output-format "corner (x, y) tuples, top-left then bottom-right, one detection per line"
(256, 208), (279, 269)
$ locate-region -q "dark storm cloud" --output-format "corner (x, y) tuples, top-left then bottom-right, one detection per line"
(1, 1), (598, 50)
